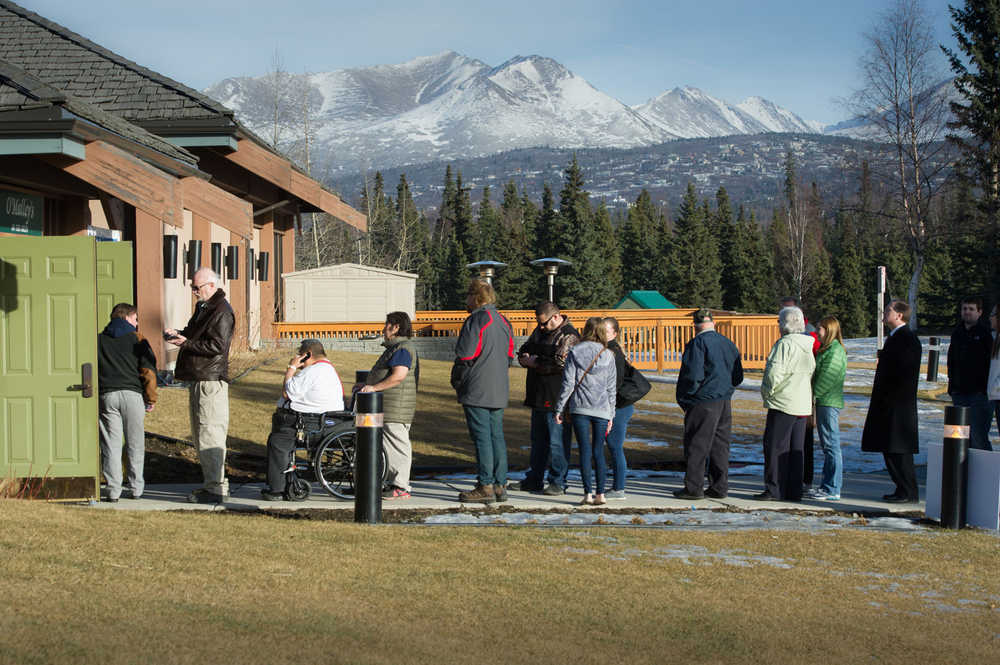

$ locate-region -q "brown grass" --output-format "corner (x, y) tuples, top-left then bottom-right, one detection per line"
(1, 500), (997, 665)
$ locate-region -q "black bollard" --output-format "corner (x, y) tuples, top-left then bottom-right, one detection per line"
(926, 336), (940, 382)
(354, 390), (383, 524)
(940, 405), (970, 529)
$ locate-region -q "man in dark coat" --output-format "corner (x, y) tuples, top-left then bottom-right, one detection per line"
(947, 297), (993, 450)
(673, 309), (744, 500)
(861, 299), (922, 503)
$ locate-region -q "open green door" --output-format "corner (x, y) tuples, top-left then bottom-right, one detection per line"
(96, 241), (134, 325)
(0, 236), (99, 499)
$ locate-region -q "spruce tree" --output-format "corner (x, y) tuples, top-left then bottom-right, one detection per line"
(666, 182), (722, 307)
(590, 202), (623, 306)
(831, 206), (869, 337)
(714, 187), (740, 309)
(475, 185), (503, 261)
(620, 189), (659, 291)
(494, 181), (535, 308)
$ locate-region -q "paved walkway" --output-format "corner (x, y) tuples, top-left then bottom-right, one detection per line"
(85, 470), (927, 516)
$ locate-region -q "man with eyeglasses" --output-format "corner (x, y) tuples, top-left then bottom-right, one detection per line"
(509, 301), (579, 495)
(165, 267), (235, 504)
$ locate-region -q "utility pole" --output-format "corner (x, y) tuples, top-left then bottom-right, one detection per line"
(876, 265), (886, 351)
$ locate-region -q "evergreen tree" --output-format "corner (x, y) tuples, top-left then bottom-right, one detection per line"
(590, 202), (623, 306)
(475, 185), (503, 261)
(714, 187), (741, 309)
(494, 182), (535, 308)
(665, 182), (722, 307)
(943, 1), (1000, 301)
(552, 156), (594, 307)
(452, 172), (475, 260)
(359, 171), (395, 267)
(735, 208), (774, 313)
(831, 205), (869, 337)
(620, 189), (659, 291)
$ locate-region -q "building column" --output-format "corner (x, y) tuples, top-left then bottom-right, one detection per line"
(135, 209), (166, 366)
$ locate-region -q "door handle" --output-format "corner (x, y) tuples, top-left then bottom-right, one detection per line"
(81, 362), (93, 398)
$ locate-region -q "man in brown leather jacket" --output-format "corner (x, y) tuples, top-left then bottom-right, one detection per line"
(166, 267), (235, 504)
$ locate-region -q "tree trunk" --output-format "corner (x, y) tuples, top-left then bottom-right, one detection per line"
(906, 250), (923, 330)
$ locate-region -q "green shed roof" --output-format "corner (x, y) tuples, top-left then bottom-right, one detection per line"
(613, 290), (676, 309)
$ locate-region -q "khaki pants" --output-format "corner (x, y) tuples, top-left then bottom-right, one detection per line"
(188, 380), (230, 495)
(382, 422), (412, 492)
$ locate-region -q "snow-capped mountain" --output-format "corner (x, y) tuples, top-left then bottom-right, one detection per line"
(633, 86), (818, 137)
(205, 51), (821, 174)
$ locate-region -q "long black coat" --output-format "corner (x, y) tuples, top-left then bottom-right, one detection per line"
(861, 325), (922, 454)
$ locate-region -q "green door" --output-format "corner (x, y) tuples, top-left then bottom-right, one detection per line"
(96, 241), (134, 325)
(0, 236), (99, 498)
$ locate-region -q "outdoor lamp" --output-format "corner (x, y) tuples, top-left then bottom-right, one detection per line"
(210, 242), (223, 276)
(466, 260), (507, 285)
(225, 245), (239, 280)
(530, 257), (572, 302)
(185, 239), (202, 281)
(257, 251), (270, 282)
(163, 235), (178, 279)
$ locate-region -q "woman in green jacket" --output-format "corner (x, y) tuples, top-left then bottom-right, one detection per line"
(809, 316), (847, 500)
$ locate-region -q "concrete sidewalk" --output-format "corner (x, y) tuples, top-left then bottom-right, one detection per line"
(84, 470), (927, 516)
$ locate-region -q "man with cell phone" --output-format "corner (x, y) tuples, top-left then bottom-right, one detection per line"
(261, 339), (344, 500)
(165, 267), (235, 504)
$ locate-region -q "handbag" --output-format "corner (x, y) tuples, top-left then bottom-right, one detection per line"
(618, 361), (651, 405)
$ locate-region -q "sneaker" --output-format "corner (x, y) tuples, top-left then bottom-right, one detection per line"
(809, 488), (840, 501)
(605, 490), (626, 500)
(580, 493), (595, 506)
(188, 489), (225, 504)
(493, 484), (508, 503)
(593, 494), (606, 506)
(508, 479), (543, 492)
(458, 483), (496, 504)
(260, 489), (284, 501)
(542, 483), (565, 496)
(382, 487), (411, 500)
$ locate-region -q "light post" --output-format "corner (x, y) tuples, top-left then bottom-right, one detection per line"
(466, 260), (507, 285)
(530, 257), (572, 302)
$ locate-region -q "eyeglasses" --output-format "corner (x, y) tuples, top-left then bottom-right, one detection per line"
(539, 314), (555, 328)
(191, 282), (209, 292)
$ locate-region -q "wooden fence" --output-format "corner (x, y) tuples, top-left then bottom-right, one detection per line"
(272, 309), (779, 370)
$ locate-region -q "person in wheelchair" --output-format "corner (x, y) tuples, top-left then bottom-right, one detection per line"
(261, 339), (344, 501)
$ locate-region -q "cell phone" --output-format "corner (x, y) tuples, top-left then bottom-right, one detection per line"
(301, 351), (311, 361)
(163, 332), (178, 340)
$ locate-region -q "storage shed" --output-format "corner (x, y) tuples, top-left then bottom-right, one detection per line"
(282, 263), (417, 322)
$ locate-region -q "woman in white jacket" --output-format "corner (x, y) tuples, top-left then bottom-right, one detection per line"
(555, 317), (617, 506)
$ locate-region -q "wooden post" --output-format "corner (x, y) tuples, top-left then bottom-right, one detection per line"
(656, 320), (665, 373)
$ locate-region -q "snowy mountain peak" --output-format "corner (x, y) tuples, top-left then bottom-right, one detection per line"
(206, 52), (820, 174)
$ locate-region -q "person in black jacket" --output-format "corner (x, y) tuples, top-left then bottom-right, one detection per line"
(166, 267), (235, 504)
(947, 297), (993, 450)
(602, 317), (637, 499)
(98, 303), (157, 502)
(508, 302), (580, 495)
(673, 309), (744, 500)
(861, 300), (922, 503)
(452, 280), (514, 504)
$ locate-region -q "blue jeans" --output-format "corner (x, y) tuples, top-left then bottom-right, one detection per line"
(992, 401), (1000, 446)
(463, 406), (507, 486)
(814, 405), (842, 496)
(526, 409), (573, 488)
(572, 414), (609, 495)
(605, 404), (633, 491)
(952, 393), (993, 451)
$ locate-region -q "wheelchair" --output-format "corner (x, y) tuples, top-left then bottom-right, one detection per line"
(282, 408), (387, 501)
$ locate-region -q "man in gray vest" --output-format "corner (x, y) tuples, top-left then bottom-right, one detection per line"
(356, 311), (419, 499)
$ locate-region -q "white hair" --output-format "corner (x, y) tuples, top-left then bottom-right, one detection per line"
(194, 267), (220, 284)
(778, 306), (805, 335)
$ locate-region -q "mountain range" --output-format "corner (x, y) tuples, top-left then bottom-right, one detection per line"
(204, 51), (861, 175)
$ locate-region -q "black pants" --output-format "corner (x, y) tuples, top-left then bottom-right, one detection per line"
(803, 420), (814, 485)
(682, 399), (732, 495)
(266, 409), (322, 492)
(762, 409), (807, 501)
(883, 452), (918, 501)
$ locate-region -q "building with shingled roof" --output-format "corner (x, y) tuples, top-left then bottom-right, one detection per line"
(0, 0), (365, 363)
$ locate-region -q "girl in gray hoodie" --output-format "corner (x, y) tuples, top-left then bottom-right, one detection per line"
(556, 317), (617, 505)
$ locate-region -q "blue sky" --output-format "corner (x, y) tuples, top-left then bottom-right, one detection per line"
(19, 0), (957, 125)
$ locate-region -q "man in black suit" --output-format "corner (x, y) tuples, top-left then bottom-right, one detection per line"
(861, 300), (922, 503)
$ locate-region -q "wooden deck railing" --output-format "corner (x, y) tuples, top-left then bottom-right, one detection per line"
(272, 309), (780, 370)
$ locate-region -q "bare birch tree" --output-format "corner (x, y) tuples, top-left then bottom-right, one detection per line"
(849, 0), (954, 328)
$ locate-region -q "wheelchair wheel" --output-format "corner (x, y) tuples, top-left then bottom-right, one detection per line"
(313, 424), (387, 500)
(285, 474), (311, 502)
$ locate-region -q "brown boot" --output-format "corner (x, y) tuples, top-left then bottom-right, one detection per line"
(458, 483), (496, 504)
(493, 483), (508, 503)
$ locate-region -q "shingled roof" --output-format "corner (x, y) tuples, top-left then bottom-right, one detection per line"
(0, 58), (200, 167)
(0, 0), (234, 124)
